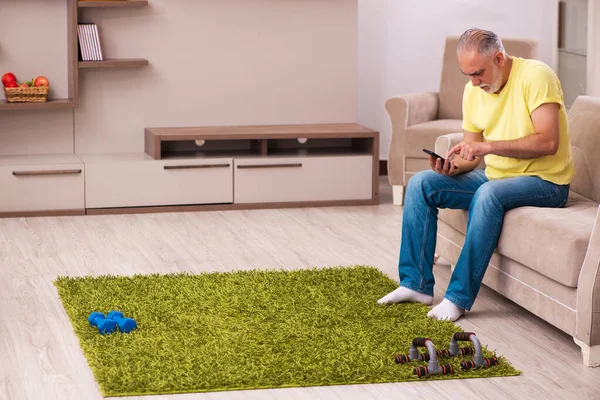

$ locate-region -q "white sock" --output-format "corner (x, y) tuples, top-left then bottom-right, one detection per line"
(427, 298), (465, 321)
(377, 287), (433, 305)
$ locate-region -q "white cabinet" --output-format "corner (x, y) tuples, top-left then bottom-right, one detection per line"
(0, 154), (84, 213)
(80, 153), (233, 208)
(233, 155), (373, 204)
(0, 125), (379, 216)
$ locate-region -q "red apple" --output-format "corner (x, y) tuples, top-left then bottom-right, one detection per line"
(19, 82), (29, 88)
(5, 81), (18, 88)
(2, 72), (17, 87)
(34, 76), (49, 87)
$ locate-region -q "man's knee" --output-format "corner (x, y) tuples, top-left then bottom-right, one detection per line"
(405, 170), (442, 208)
(471, 183), (503, 214)
(407, 170), (437, 192)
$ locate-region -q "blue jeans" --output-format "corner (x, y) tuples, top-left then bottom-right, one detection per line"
(399, 168), (569, 311)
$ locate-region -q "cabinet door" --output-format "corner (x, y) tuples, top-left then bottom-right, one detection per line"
(0, 164), (84, 212)
(234, 155), (372, 204)
(85, 158), (233, 208)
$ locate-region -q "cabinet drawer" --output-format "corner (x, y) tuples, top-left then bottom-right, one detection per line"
(0, 164), (84, 212)
(234, 155), (372, 203)
(85, 158), (233, 208)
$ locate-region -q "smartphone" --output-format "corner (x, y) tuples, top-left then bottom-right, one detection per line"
(423, 148), (458, 169)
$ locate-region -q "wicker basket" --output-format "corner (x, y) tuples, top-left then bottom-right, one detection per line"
(4, 86), (49, 103)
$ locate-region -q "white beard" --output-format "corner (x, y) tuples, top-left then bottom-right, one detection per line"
(479, 67), (502, 94)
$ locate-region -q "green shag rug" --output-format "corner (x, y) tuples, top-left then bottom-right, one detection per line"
(54, 266), (520, 397)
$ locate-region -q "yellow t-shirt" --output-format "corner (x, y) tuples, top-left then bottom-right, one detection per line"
(462, 57), (574, 185)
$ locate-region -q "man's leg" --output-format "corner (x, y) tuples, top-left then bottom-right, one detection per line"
(378, 169), (488, 304)
(429, 176), (570, 320)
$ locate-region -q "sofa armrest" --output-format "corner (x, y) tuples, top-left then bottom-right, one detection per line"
(435, 132), (464, 155)
(385, 92), (439, 129)
(576, 205), (600, 346)
(385, 93), (439, 187)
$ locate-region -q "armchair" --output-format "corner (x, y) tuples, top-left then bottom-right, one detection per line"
(385, 36), (539, 205)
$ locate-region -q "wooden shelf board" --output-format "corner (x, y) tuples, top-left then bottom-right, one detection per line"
(0, 99), (74, 110)
(78, 0), (148, 8)
(79, 58), (149, 68)
(146, 124), (379, 141)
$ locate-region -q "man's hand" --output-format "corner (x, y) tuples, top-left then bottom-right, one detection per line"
(429, 155), (460, 176)
(447, 141), (491, 161)
(432, 130), (484, 176)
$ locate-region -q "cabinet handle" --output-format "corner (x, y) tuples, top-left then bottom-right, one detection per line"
(163, 163), (231, 170)
(237, 163), (303, 169)
(12, 169), (82, 176)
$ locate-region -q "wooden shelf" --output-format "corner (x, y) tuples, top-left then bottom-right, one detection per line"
(0, 99), (74, 111)
(78, 0), (148, 8)
(145, 124), (379, 143)
(79, 58), (149, 68)
(145, 123), (379, 159)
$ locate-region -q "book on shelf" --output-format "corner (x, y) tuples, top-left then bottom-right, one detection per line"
(77, 23), (104, 62)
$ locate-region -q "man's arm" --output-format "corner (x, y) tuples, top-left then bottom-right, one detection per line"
(447, 102), (560, 161)
(488, 102), (559, 158)
(431, 130), (482, 175)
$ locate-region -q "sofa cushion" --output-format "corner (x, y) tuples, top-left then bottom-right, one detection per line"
(405, 119), (463, 158)
(438, 192), (597, 288)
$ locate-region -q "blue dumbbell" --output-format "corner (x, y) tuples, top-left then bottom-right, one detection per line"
(88, 311), (104, 326)
(106, 310), (138, 333)
(87, 312), (118, 334)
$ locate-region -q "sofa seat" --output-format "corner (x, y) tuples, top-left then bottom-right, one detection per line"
(404, 119), (463, 158)
(438, 191), (597, 288)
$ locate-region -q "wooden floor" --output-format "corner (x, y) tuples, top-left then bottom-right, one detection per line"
(1, 177), (599, 400)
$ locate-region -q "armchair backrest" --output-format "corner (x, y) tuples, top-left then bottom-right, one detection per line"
(567, 96), (600, 203)
(438, 36), (539, 120)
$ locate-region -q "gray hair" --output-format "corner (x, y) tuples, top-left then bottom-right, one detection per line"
(457, 28), (506, 57)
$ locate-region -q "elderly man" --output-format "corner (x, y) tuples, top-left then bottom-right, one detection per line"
(378, 28), (574, 321)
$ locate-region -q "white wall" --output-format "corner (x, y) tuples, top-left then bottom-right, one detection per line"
(359, 0), (559, 160)
(75, 0), (358, 154)
(0, 0), (358, 156)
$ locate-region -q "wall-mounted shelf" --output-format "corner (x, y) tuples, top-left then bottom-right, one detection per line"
(0, 99), (74, 111)
(78, 0), (148, 8)
(0, 1), (149, 110)
(79, 58), (149, 68)
(75, 0), (149, 97)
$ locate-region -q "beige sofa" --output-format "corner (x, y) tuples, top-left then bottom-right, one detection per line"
(432, 95), (600, 367)
(385, 36), (538, 205)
